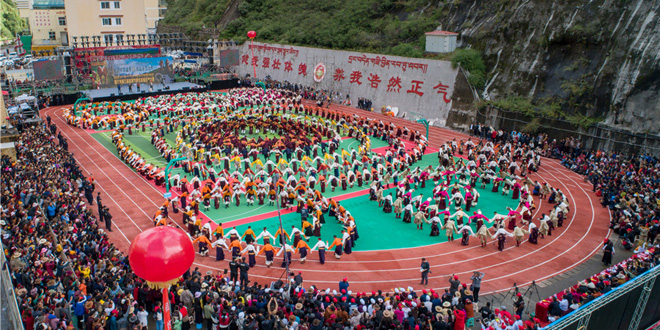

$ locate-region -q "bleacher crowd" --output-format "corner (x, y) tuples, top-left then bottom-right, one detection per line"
(2, 111), (659, 330)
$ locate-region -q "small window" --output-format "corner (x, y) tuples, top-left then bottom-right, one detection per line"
(115, 34), (123, 43)
(100, 1), (110, 9)
(114, 18), (122, 25)
(113, 1), (121, 9)
(102, 18), (112, 26)
(48, 31), (56, 40)
(58, 17), (66, 26)
(104, 34), (113, 44)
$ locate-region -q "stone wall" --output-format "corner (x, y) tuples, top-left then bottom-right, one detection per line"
(236, 42), (467, 127)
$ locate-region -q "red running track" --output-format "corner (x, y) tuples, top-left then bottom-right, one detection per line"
(42, 103), (610, 295)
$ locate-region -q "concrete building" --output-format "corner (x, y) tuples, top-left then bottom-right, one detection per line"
(424, 30), (458, 54)
(63, 0), (167, 44)
(17, 0), (69, 47)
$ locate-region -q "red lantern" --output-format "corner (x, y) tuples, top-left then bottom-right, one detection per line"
(129, 227), (194, 330)
(128, 226), (195, 285)
(247, 30), (257, 78)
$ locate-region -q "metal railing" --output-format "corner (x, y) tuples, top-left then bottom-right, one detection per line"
(0, 240), (25, 330)
(542, 264), (660, 330)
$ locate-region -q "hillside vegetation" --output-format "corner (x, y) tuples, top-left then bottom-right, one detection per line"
(162, 0), (660, 134)
(2, 0), (28, 40)
(163, 0), (438, 58)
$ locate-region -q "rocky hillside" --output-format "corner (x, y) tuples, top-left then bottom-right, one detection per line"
(162, 0), (660, 134)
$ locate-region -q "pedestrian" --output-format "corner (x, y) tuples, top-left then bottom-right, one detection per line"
(448, 274), (460, 295)
(293, 271), (303, 288)
(239, 257), (250, 288)
(513, 293), (525, 317)
(228, 257), (239, 284)
(339, 277), (350, 292)
(420, 257), (430, 287)
(103, 206), (113, 232)
(470, 271), (484, 303)
(602, 239), (614, 266)
(154, 302), (164, 330)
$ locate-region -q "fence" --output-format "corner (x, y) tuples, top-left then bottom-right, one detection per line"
(542, 264), (660, 330)
(0, 240), (25, 330)
(477, 106), (660, 156)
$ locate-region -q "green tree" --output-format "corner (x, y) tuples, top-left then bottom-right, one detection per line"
(1, 0), (29, 40)
(451, 48), (487, 88)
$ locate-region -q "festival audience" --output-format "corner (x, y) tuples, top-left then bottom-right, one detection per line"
(2, 96), (658, 330)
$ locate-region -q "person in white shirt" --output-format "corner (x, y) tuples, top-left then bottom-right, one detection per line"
(241, 242), (259, 267)
(211, 237), (229, 261)
(277, 243), (295, 267)
(224, 226), (240, 239)
(290, 226), (308, 247)
(457, 224), (475, 246)
(491, 227), (513, 251)
(136, 306), (149, 327)
(255, 227), (276, 243)
(310, 238), (329, 264)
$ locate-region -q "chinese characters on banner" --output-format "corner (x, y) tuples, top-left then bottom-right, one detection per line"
(240, 53), (451, 103)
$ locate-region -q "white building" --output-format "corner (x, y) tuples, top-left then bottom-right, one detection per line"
(425, 30), (458, 53)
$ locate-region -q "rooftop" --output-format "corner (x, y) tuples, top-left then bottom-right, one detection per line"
(32, 0), (65, 9)
(424, 30), (458, 36)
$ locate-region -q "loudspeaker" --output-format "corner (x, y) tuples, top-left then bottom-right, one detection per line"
(110, 93), (115, 97)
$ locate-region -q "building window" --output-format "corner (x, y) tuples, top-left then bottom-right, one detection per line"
(58, 17), (66, 26)
(49, 31), (56, 40)
(102, 18), (112, 26)
(158, 9), (167, 17)
(114, 18), (122, 25)
(115, 34), (123, 44)
(104, 34), (114, 45)
(113, 1), (121, 9)
(100, 1), (110, 9)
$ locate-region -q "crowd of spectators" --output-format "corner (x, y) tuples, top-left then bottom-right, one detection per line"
(0, 123), (538, 330)
(541, 243), (659, 322)
(2, 104), (660, 330)
(468, 123), (660, 324)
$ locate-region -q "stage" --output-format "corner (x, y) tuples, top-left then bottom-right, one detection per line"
(83, 82), (207, 102)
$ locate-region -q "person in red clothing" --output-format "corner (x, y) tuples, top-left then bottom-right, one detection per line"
(22, 310), (34, 330)
(453, 306), (466, 330)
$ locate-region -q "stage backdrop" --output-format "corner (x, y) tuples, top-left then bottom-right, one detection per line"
(107, 56), (174, 86)
(33, 59), (64, 81)
(236, 42), (459, 125)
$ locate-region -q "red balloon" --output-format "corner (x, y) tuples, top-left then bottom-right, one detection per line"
(128, 226), (195, 283)
(247, 31), (256, 39)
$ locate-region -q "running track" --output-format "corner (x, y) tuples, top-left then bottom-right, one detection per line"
(42, 102), (610, 295)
